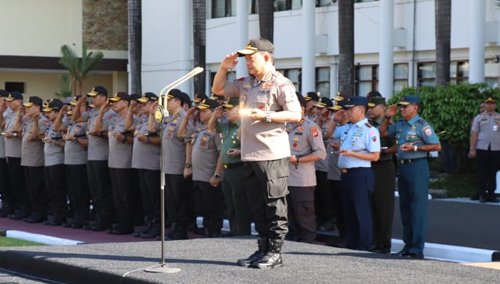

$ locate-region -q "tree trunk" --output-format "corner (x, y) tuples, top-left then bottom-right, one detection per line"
(435, 0), (451, 87)
(193, 0), (206, 95)
(128, 0), (142, 95)
(338, 0), (355, 96)
(258, 0), (274, 42)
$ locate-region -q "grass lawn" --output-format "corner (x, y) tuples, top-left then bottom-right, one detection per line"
(0, 236), (45, 247)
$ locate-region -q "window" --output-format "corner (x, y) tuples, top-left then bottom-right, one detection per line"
(355, 64), (408, 96)
(317, 0), (337, 7)
(316, 67), (330, 98)
(417, 61), (469, 87)
(211, 0), (260, 18)
(355, 65), (378, 96)
(277, 68), (302, 91)
(275, 0), (301, 11)
(355, 0), (379, 3)
(5, 82), (25, 93)
(394, 64), (408, 94)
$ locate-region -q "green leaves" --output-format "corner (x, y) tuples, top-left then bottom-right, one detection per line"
(388, 83), (497, 149)
(58, 43), (104, 95)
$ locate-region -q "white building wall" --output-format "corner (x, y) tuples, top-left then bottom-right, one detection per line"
(142, 0), (500, 97)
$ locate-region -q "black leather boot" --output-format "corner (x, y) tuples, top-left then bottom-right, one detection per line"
(251, 239), (284, 269)
(236, 237), (268, 267)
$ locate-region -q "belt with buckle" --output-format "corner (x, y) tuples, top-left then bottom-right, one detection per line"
(341, 167), (364, 174)
(399, 157), (426, 164)
(223, 163), (243, 170)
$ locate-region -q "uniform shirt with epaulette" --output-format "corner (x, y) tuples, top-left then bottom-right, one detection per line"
(0, 108), (13, 159)
(335, 118), (380, 169)
(192, 124), (222, 182)
(44, 121), (65, 167)
(287, 117), (326, 187)
(223, 69), (301, 161)
(132, 114), (160, 170)
(471, 112), (500, 151)
(370, 116), (396, 161)
(86, 108), (117, 160)
(109, 114), (135, 169)
(315, 119), (330, 173)
(216, 120), (242, 166)
(387, 115), (440, 159)
(64, 119), (88, 165)
(162, 109), (187, 175)
(21, 114), (49, 167)
(4, 110), (22, 158)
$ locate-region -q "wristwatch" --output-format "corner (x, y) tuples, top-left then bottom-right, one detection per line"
(213, 173), (220, 178)
(265, 112), (272, 123)
(185, 163), (192, 168)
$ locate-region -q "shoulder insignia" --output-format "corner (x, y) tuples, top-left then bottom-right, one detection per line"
(398, 118), (405, 122)
(365, 122), (373, 128)
(418, 118), (427, 125)
(311, 126), (319, 137)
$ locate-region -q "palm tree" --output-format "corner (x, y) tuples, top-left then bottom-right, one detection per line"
(338, 0), (355, 96)
(58, 43), (104, 96)
(258, 0), (274, 42)
(435, 0), (451, 86)
(193, 0), (206, 94)
(128, 0), (142, 95)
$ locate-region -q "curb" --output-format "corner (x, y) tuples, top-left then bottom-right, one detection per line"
(3, 218), (499, 263)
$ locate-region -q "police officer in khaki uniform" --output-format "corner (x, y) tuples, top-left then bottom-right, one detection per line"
(130, 92), (162, 238)
(41, 99), (68, 226)
(106, 92), (137, 234)
(189, 99), (224, 237)
(213, 38), (302, 269)
(3, 92), (29, 220)
(73, 86), (116, 231)
(208, 97), (252, 236)
(469, 95), (500, 203)
(304, 92), (319, 123)
(62, 96), (90, 229)
(16, 96), (50, 223)
(286, 93), (326, 243)
(313, 97), (336, 232)
(149, 89), (190, 240)
(0, 90), (13, 217)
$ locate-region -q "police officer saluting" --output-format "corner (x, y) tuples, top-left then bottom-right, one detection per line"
(380, 95), (441, 259)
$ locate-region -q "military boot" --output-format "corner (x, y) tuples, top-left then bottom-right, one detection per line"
(236, 237), (268, 267)
(251, 239), (284, 269)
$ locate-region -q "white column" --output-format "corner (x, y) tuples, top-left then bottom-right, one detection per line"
(236, 0), (249, 78)
(379, 0), (394, 98)
(302, 0), (316, 94)
(469, 0), (485, 83)
(179, 0), (192, 94)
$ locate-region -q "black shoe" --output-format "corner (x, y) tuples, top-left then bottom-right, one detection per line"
(470, 193), (480, 201)
(207, 229), (221, 238)
(369, 245), (391, 254)
(480, 196), (488, 203)
(71, 220), (87, 229)
(141, 225), (160, 239)
(134, 220), (152, 237)
(43, 216), (66, 226)
(317, 222), (335, 232)
(391, 249), (408, 257)
(8, 209), (30, 220)
(401, 252), (424, 259)
(24, 214), (47, 223)
(250, 239), (284, 269)
(0, 206), (14, 218)
(237, 237), (268, 267)
(487, 197), (500, 203)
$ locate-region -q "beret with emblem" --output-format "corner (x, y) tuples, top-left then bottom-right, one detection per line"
(344, 96), (368, 108)
(193, 92), (208, 103)
(109, 92), (130, 102)
(304, 92), (320, 102)
(43, 99), (64, 112)
(315, 97), (334, 108)
(223, 97), (240, 109)
(5, 91), (23, 101)
(398, 95), (420, 106)
(137, 92), (158, 103)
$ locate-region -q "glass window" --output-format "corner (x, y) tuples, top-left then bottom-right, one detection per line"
(394, 63), (408, 94)
(417, 61), (470, 87)
(316, 67), (330, 98)
(277, 68), (302, 91)
(355, 65), (378, 96)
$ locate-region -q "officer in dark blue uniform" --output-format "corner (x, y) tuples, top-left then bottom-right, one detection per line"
(380, 95), (441, 259)
(333, 96), (380, 250)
